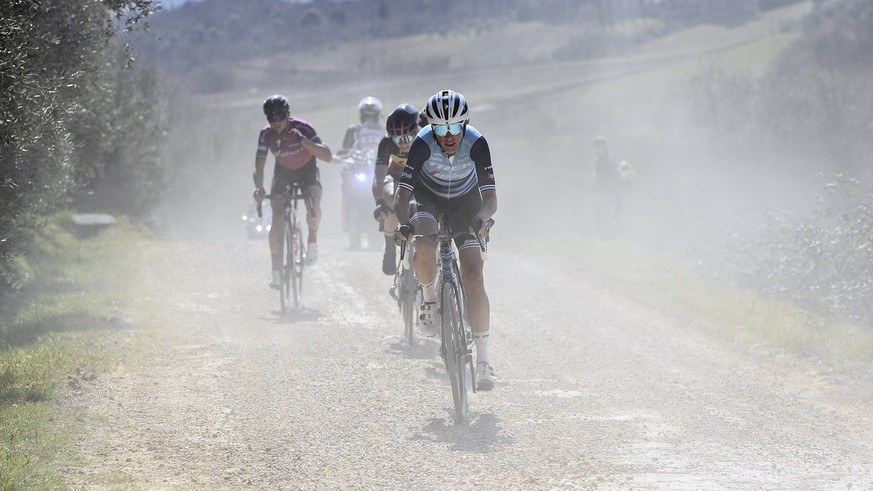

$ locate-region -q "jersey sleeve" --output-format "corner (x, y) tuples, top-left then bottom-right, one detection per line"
(341, 124), (358, 151)
(471, 137), (496, 192)
(375, 137), (395, 167)
(256, 127), (270, 162)
(397, 138), (430, 193)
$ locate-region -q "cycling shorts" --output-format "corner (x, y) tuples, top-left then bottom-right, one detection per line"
(271, 161), (321, 196)
(410, 187), (483, 250)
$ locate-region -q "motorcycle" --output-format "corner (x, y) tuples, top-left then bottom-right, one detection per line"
(243, 200), (271, 240)
(337, 149), (377, 250)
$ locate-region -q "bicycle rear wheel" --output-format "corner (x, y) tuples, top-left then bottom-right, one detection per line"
(441, 281), (470, 422)
(289, 221), (304, 309)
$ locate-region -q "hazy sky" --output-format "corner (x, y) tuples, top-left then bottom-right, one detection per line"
(159, 0), (191, 9)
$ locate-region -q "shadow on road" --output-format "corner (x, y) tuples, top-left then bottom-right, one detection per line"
(385, 338), (439, 360)
(411, 413), (516, 452)
(268, 308), (324, 324)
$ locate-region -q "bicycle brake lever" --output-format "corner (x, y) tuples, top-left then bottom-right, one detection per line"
(400, 241), (414, 270)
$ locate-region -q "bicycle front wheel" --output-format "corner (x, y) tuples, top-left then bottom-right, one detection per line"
(441, 281), (470, 423)
(278, 221), (291, 313)
(289, 221), (304, 309)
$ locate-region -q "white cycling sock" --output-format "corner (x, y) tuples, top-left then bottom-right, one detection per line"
(474, 330), (490, 365)
(421, 278), (437, 303)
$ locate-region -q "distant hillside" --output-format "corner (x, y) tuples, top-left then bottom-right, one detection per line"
(133, 0), (795, 79)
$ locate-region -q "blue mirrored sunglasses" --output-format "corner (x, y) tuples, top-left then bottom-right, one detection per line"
(391, 134), (416, 145)
(267, 113), (286, 123)
(432, 123), (464, 137)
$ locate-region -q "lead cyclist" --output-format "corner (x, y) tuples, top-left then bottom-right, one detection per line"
(392, 89), (498, 391)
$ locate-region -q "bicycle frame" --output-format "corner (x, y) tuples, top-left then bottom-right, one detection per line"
(401, 213), (487, 422)
(262, 183), (309, 312)
(434, 219), (477, 419)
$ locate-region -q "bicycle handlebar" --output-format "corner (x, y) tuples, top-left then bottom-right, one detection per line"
(257, 186), (313, 218)
(399, 218), (495, 262)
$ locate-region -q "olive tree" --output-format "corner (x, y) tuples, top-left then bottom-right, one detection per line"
(0, 0), (159, 297)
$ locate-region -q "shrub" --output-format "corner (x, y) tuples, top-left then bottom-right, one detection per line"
(714, 176), (873, 329)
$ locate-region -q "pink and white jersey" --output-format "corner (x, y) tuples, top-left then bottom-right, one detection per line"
(256, 118), (323, 170)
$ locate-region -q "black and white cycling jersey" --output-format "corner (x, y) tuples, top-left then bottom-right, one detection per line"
(398, 125), (495, 200)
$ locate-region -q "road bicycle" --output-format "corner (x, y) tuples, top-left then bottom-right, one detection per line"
(400, 213), (492, 422)
(390, 238), (421, 345)
(259, 183), (311, 313)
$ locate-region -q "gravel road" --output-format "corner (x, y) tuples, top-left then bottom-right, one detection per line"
(63, 236), (873, 490)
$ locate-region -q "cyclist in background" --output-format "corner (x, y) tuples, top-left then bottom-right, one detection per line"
(393, 90), (498, 390)
(339, 96), (384, 156)
(337, 96), (384, 236)
(372, 103), (424, 275)
(253, 95), (332, 288)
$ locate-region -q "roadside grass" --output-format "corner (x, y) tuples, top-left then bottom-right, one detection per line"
(0, 213), (144, 490)
(540, 238), (873, 365)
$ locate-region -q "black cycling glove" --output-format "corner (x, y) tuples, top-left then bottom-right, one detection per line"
(395, 223), (415, 240)
(470, 216), (487, 235)
(373, 199), (393, 221)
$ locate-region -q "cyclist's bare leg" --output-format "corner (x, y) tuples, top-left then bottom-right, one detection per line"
(303, 184), (322, 243)
(410, 216), (438, 300)
(458, 247), (489, 333)
(268, 197), (287, 270)
(383, 212), (399, 239)
(381, 177), (399, 240)
(460, 246), (493, 376)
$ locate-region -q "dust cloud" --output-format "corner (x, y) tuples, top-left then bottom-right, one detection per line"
(152, 2), (826, 265)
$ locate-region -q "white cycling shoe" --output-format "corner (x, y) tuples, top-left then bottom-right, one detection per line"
(476, 362), (496, 391)
(268, 270), (280, 290)
(305, 243), (318, 265)
(418, 302), (438, 337)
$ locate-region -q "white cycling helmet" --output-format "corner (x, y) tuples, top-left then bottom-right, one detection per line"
(424, 89), (469, 125)
(358, 96), (383, 122)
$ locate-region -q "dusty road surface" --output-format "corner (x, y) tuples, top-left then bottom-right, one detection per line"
(63, 236), (873, 490)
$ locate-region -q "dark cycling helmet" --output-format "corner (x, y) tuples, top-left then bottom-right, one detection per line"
(358, 96), (383, 123)
(424, 89), (469, 125)
(386, 104), (420, 137)
(263, 95), (290, 119)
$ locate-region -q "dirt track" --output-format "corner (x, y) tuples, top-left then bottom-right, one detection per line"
(63, 236), (873, 490)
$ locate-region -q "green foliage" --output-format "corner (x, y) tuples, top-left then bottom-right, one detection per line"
(683, 0), (873, 332)
(0, 0), (160, 301)
(0, 215), (139, 489)
(686, 0), (873, 174)
(1, 401), (69, 490)
(716, 176), (873, 330)
(68, 45), (168, 218)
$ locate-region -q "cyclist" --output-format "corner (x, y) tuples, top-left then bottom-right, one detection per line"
(337, 96), (384, 236)
(393, 89), (498, 390)
(372, 103), (424, 275)
(339, 96), (384, 155)
(253, 95), (333, 288)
